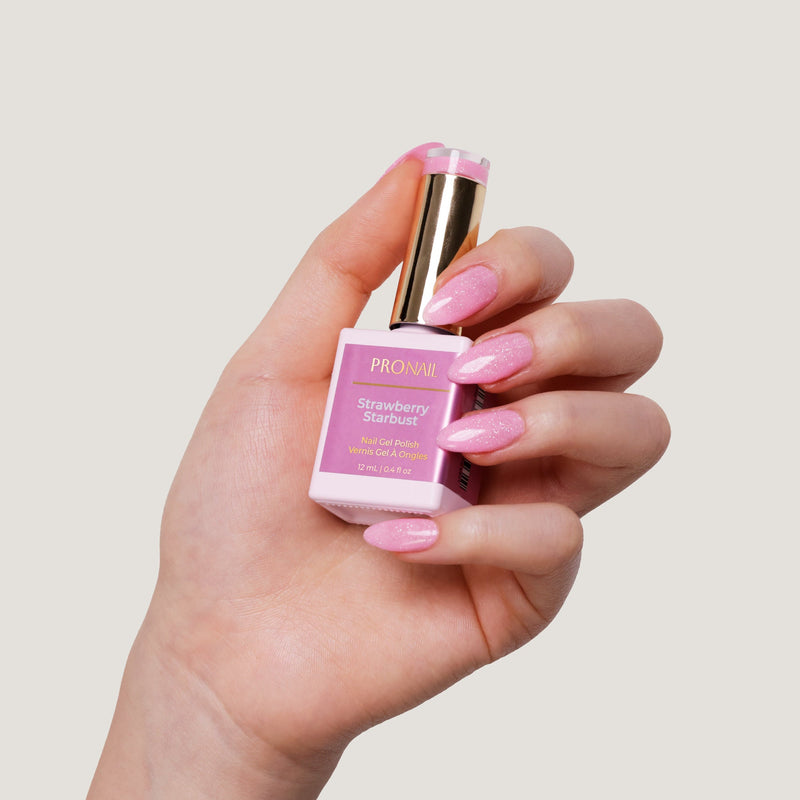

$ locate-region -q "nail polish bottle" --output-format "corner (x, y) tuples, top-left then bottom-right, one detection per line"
(309, 147), (490, 525)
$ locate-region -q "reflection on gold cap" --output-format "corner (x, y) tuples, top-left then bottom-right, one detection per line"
(390, 171), (486, 335)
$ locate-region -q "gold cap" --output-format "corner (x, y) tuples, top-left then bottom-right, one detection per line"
(390, 148), (489, 335)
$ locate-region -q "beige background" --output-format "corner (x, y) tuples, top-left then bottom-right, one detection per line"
(1, 1), (797, 797)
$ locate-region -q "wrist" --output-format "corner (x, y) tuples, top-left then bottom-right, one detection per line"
(88, 617), (340, 800)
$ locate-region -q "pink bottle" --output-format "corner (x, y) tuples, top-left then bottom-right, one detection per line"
(309, 147), (490, 524)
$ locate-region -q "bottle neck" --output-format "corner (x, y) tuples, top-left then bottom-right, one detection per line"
(389, 322), (453, 336)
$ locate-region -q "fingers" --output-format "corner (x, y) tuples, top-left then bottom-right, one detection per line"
(422, 227), (574, 328)
(364, 503), (581, 571)
(448, 299), (663, 392)
(421, 227), (662, 392)
(437, 390), (671, 471)
(363, 504), (583, 628)
(230, 157), (426, 382)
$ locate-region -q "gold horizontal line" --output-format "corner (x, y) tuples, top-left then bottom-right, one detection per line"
(352, 381), (450, 392)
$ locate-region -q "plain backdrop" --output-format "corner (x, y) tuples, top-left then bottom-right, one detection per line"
(1, 1), (797, 797)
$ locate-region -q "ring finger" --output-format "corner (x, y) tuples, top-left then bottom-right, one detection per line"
(437, 390), (671, 472)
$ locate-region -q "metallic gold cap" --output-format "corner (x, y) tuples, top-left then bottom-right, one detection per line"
(390, 148), (489, 335)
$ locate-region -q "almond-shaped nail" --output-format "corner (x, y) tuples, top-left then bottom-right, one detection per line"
(422, 266), (498, 326)
(437, 408), (524, 453)
(383, 142), (445, 175)
(447, 333), (533, 384)
(363, 518), (439, 552)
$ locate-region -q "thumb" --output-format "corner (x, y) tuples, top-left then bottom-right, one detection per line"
(231, 145), (442, 382)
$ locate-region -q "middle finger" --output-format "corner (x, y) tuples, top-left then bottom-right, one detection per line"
(450, 299), (663, 393)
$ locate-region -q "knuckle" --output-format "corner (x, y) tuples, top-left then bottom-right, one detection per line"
(534, 392), (579, 452)
(648, 401), (672, 461)
(523, 228), (574, 296)
(539, 504), (584, 573)
(554, 506), (584, 564)
(621, 298), (665, 367)
(555, 305), (593, 367)
(633, 395), (672, 467)
(462, 508), (495, 557)
(494, 227), (540, 268)
(489, 227), (573, 301)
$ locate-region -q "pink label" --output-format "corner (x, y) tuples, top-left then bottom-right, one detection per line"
(320, 344), (469, 486)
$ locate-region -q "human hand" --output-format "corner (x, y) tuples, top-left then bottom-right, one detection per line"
(89, 148), (668, 799)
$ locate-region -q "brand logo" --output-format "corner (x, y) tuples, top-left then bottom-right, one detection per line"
(369, 357), (439, 378)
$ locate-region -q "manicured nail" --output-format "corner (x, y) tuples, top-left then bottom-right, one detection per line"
(447, 333), (533, 384)
(422, 266), (498, 326)
(383, 141), (445, 175)
(363, 518), (439, 552)
(437, 408), (524, 453)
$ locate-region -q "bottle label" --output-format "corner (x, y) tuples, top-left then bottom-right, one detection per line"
(319, 343), (473, 485)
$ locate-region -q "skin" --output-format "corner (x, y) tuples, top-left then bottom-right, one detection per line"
(88, 156), (669, 799)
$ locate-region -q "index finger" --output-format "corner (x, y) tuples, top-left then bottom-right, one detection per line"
(422, 227), (574, 329)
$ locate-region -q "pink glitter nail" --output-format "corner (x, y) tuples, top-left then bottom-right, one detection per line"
(422, 266), (499, 326)
(363, 518), (439, 552)
(447, 333), (533, 384)
(436, 409), (525, 453)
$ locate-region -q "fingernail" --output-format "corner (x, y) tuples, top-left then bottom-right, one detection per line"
(363, 518), (439, 552)
(383, 141), (445, 175)
(447, 333), (533, 384)
(422, 266), (498, 326)
(437, 408), (524, 453)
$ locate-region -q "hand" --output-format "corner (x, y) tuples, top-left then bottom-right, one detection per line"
(89, 151), (668, 799)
